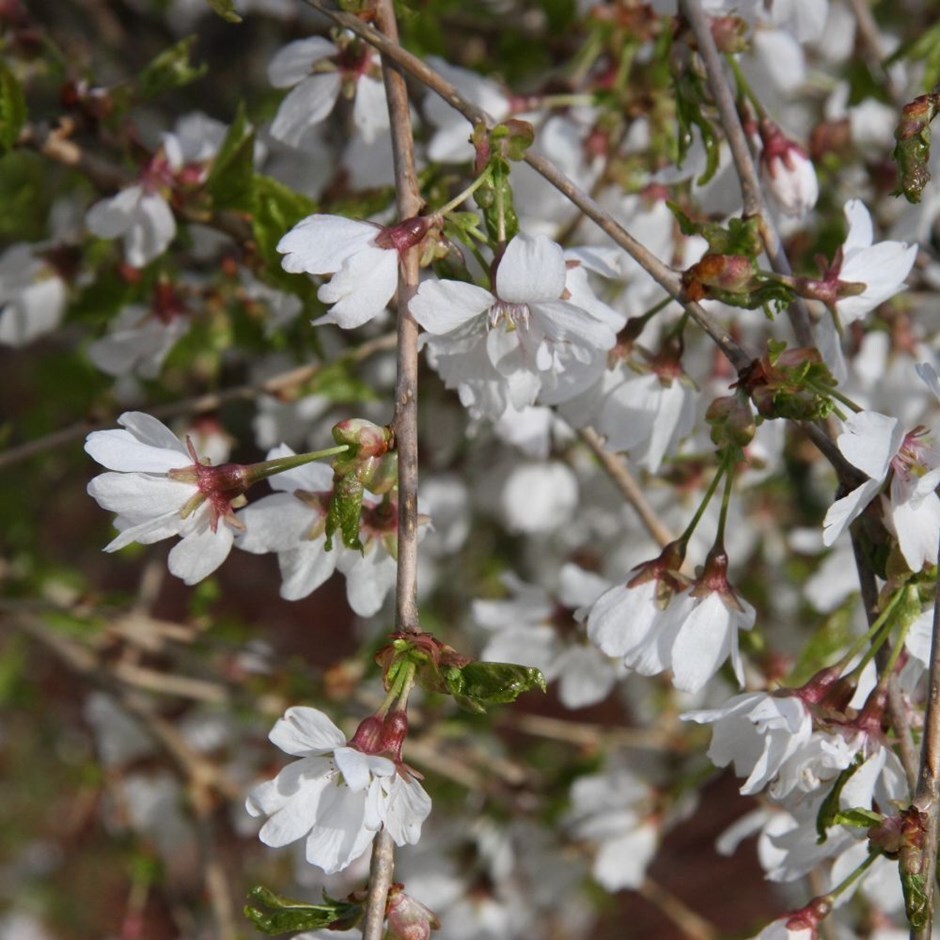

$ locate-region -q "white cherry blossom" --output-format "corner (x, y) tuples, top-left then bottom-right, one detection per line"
(411, 233), (617, 420)
(474, 565), (618, 710)
(278, 214), (430, 328)
(682, 691), (814, 796)
(85, 113), (228, 268)
(564, 766), (660, 890)
(822, 407), (940, 571)
(86, 301), (189, 379)
(236, 445), (398, 616)
(810, 200), (918, 325)
(589, 546), (753, 693)
(246, 706), (431, 874)
(85, 412), (243, 584)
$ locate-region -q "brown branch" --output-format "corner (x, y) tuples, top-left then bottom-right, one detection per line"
(912, 551), (940, 937)
(377, 0), (423, 637)
(677, 0), (815, 349)
(301, 0), (754, 376)
(362, 829), (395, 940)
(578, 426), (674, 548)
(362, 0), (424, 935)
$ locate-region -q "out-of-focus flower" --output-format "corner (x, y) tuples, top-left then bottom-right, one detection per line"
(0, 243), (67, 347)
(268, 36), (388, 149)
(85, 113), (227, 268)
(474, 565), (619, 710)
(564, 765), (660, 890)
(758, 118), (818, 218)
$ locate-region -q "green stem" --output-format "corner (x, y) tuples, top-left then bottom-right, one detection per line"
(378, 660), (417, 715)
(842, 587), (909, 680)
(677, 462), (726, 550)
(827, 847), (882, 901)
(713, 456), (735, 552)
(435, 171), (493, 218)
(725, 54), (766, 120)
(245, 445), (350, 484)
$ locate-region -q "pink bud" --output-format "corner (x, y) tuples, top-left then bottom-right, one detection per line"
(759, 119), (819, 218)
(386, 886), (440, 940)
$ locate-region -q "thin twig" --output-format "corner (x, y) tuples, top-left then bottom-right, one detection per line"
(377, 0), (423, 637)
(912, 550), (940, 937)
(638, 878), (718, 940)
(362, 830), (395, 940)
(362, 0), (423, 935)
(0, 332), (396, 471)
(677, 0), (815, 349)
(578, 426), (674, 548)
(850, 533), (919, 790)
(301, 0), (754, 376)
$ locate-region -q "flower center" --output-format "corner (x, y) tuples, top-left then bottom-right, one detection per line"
(487, 301), (530, 332)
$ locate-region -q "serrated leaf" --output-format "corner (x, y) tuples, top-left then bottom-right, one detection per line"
(0, 60), (27, 153)
(204, 0), (243, 23)
(902, 871), (930, 929)
(443, 660), (546, 713)
(478, 160), (519, 244)
(325, 472), (364, 552)
(137, 36), (208, 99)
(244, 886), (361, 936)
(205, 105), (255, 212)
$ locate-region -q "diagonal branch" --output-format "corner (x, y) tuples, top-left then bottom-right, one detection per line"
(677, 0), (815, 349)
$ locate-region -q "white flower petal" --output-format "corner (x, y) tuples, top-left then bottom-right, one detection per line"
(410, 279), (494, 334)
(270, 707), (346, 755)
(352, 75), (389, 144)
(317, 245), (398, 327)
(270, 74), (342, 148)
(167, 524), (234, 584)
(836, 410), (902, 480)
(268, 37), (337, 88)
(496, 234), (566, 304)
(278, 214), (380, 276)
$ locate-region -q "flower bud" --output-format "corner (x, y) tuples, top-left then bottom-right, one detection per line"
(759, 119), (818, 218)
(386, 885), (440, 940)
(332, 418), (394, 458)
(374, 216), (434, 253)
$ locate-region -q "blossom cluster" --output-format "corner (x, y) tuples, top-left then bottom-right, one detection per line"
(7, 0), (940, 936)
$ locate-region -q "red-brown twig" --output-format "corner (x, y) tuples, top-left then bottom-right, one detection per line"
(677, 0), (815, 349)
